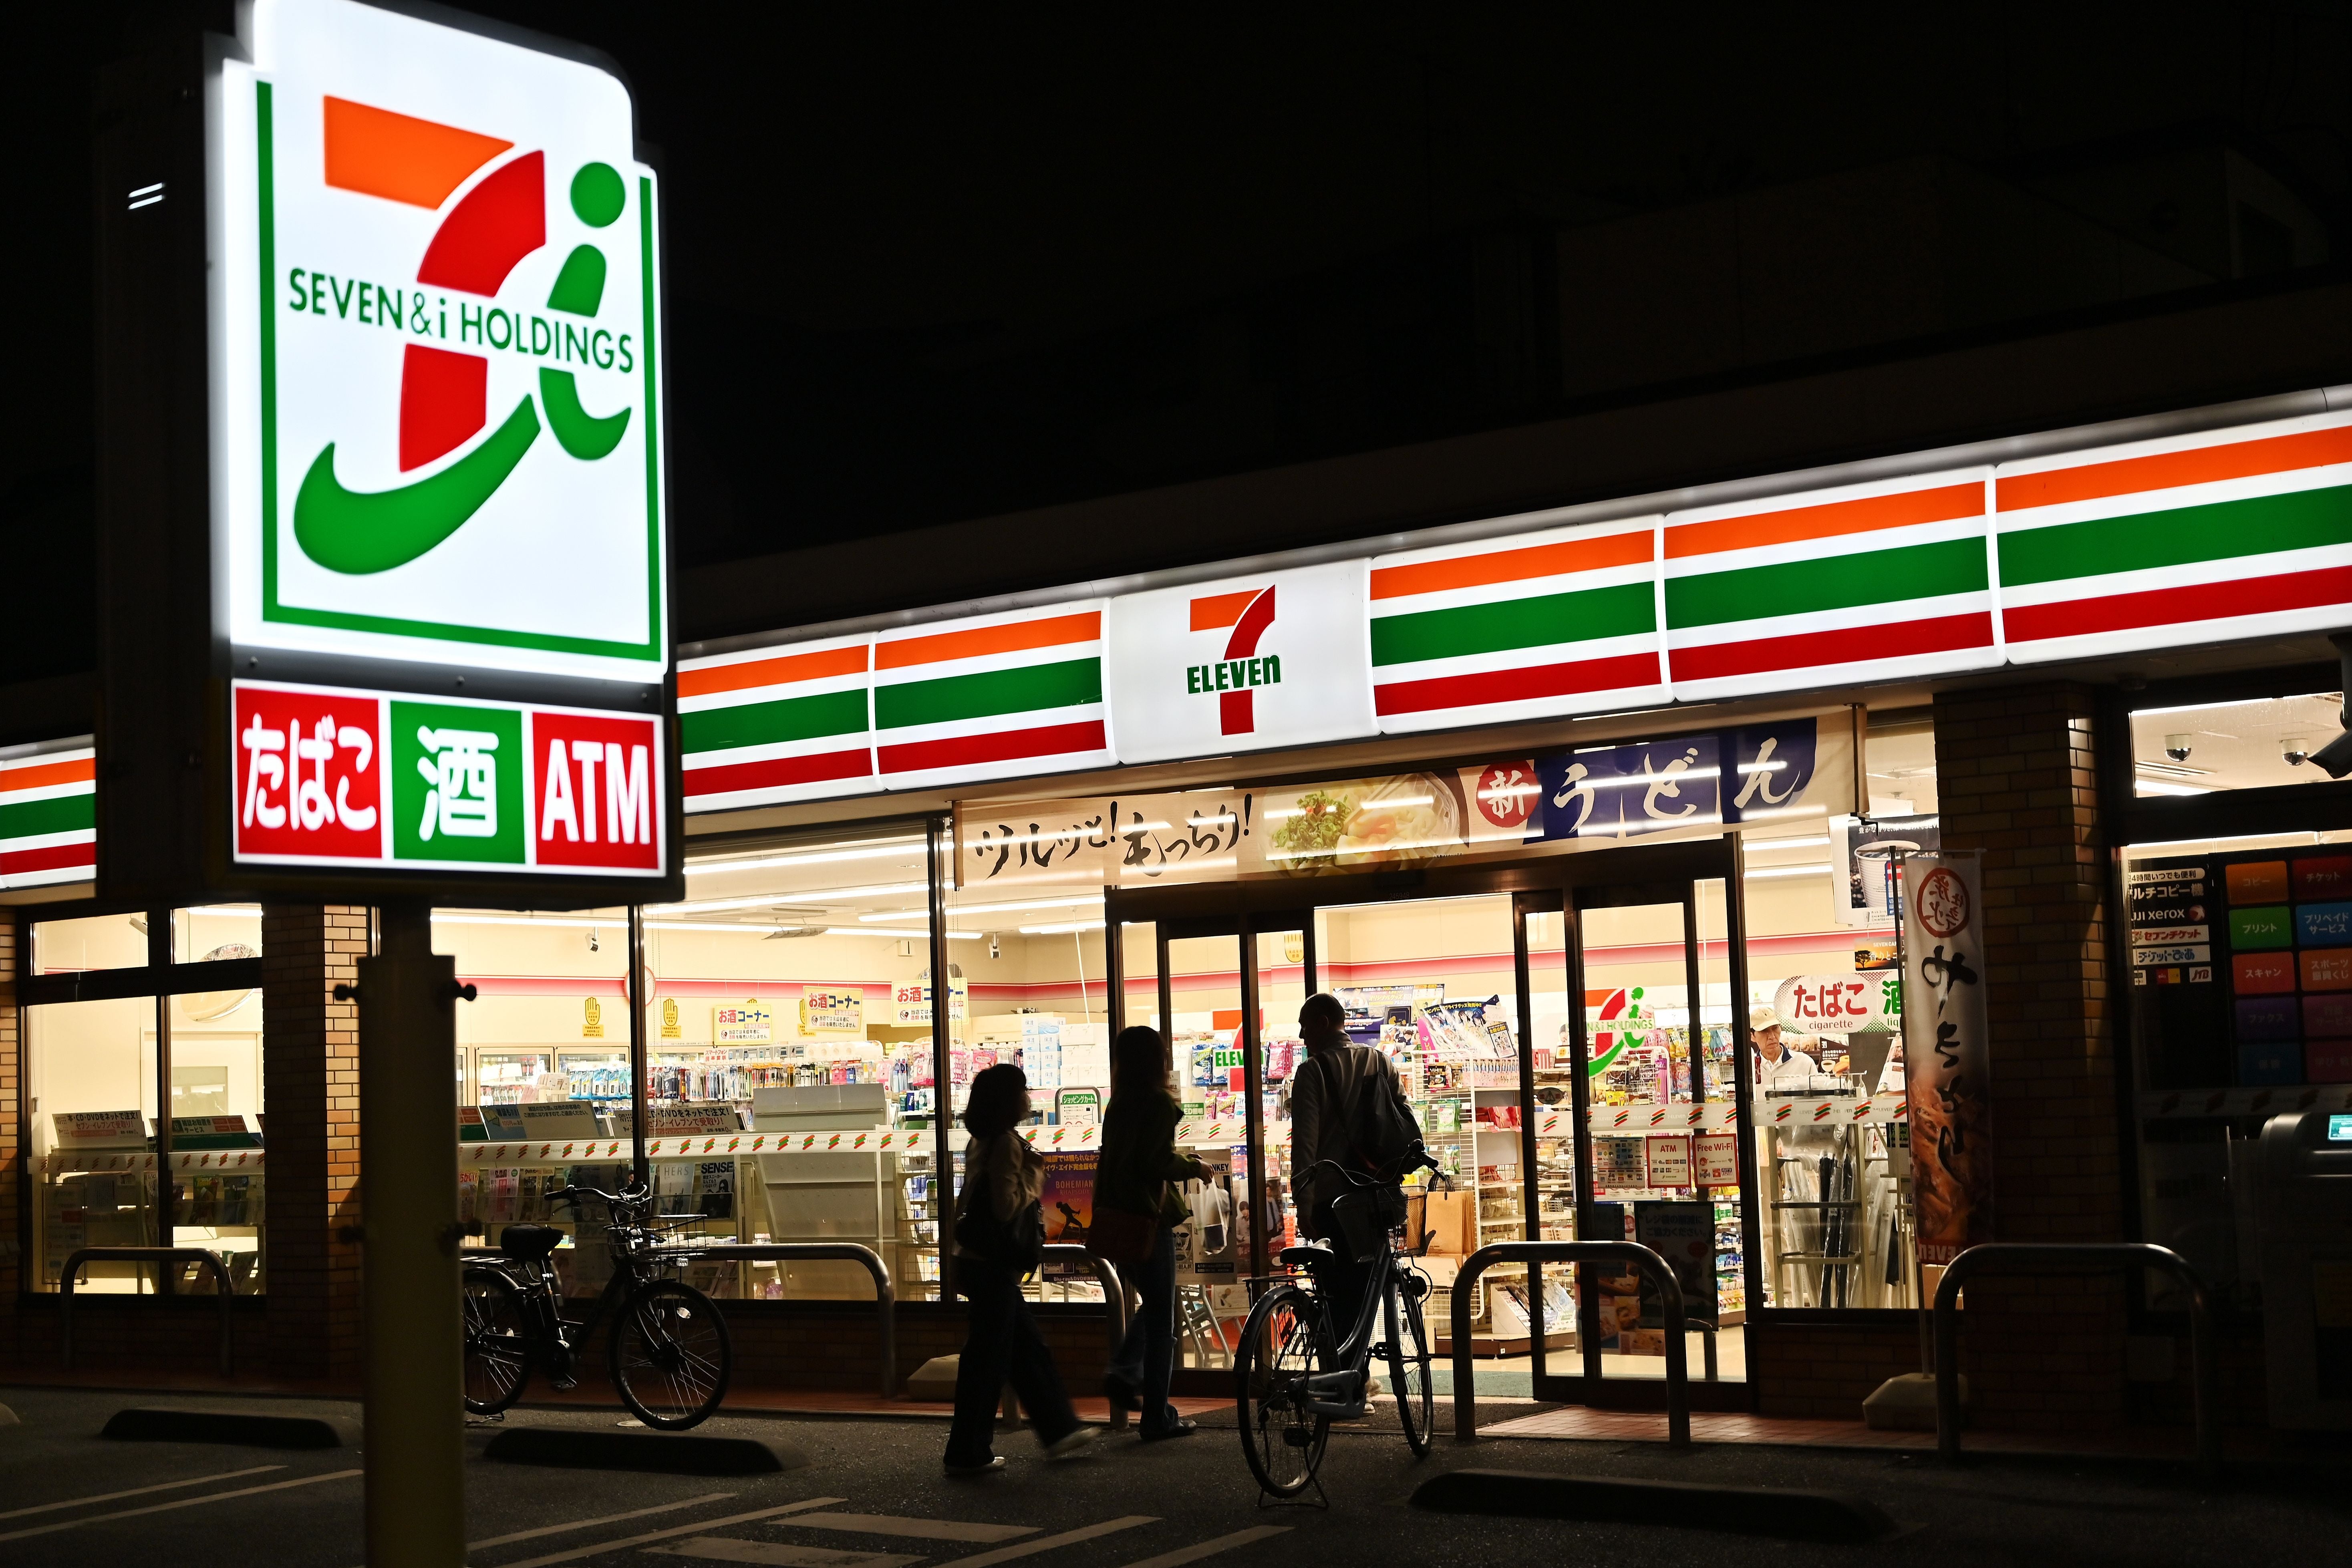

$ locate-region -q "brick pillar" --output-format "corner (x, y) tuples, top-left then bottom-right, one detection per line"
(0, 910), (20, 1316)
(264, 905), (368, 1386)
(1933, 682), (2125, 1430)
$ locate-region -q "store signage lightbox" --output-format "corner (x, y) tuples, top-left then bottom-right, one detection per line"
(91, 0), (679, 902)
(230, 678), (664, 874)
(1105, 562), (1375, 764)
(213, 0), (666, 683)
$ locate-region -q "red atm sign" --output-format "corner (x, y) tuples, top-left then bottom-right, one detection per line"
(231, 679), (662, 875)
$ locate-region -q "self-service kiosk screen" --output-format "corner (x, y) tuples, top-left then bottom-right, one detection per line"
(2329, 1113), (2352, 1143)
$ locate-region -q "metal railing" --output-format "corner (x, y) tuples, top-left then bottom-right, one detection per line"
(60, 1247), (235, 1379)
(664, 1242), (897, 1399)
(1038, 1245), (1130, 1433)
(1934, 1242), (2219, 1473)
(1449, 1240), (1689, 1446)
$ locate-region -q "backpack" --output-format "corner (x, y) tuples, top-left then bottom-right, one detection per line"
(953, 1136), (1043, 1272)
(1309, 1047), (1422, 1178)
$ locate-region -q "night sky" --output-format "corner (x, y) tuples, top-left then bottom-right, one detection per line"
(6, 3), (2348, 681)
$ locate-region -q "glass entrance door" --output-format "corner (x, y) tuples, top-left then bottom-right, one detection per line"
(1532, 838), (1754, 1409)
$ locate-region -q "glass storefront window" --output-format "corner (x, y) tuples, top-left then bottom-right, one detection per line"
(33, 912), (149, 973)
(174, 904), (264, 963)
(644, 827), (946, 1301)
(2128, 691), (2344, 797)
(28, 997), (162, 1292)
(1737, 715), (1933, 1310)
(946, 831), (1112, 1311)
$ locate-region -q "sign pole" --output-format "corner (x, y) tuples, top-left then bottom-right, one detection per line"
(356, 900), (466, 1567)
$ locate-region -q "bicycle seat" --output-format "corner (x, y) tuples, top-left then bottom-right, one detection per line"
(1279, 1245), (1330, 1269)
(497, 1224), (565, 1261)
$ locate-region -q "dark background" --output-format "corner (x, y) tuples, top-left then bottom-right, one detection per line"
(8, 3), (2351, 687)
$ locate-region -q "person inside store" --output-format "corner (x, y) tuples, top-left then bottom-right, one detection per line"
(944, 1063), (1098, 1474)
(1748, 1004), (1835, 1304)
(1748, 1003), (1822, 1090)
(1094, 1024), (1216, 1441)
(1290, 990), (1423, 1339)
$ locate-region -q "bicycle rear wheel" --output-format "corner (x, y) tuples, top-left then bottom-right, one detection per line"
(609, 1279), (733, 1429)
(1234, 1282), (1331, 1498)
(461, 1266), (532, 1415)
(1385, 1266), (1435, 1457)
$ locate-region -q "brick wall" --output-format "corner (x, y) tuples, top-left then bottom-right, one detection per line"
(0, 910), (18, 1321)
(1752, 1320), (1921, 1419)
(263, 904), (367, 1387)
(1932, 681), (2127, 1431)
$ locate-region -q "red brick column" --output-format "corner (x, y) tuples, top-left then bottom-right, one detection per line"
(0, 910), (20, 1315)
(263, 905), (368, 1387)
(1933, 681), (2125, 1430)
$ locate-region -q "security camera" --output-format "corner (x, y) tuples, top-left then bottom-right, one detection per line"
(587, 931), (600, 953)
(988, 932), (1001, 960)
(2284, 738), (2311, 767)
(2164, 733), (2193, 763)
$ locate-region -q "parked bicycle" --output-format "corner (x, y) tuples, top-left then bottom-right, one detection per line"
(461, 1178), (734, 1429)
(1234, 1158), (1437, 1497)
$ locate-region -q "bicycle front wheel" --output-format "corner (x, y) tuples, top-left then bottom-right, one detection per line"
(462, 1266), (532, 1415)
(609, 1279), (733, 1429)
(1385, 1266), (1435, 1457)
(1234, 1281), (1330, 1498)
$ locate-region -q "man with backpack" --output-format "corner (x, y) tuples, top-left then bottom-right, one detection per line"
(1288, 991), (1424, 1335)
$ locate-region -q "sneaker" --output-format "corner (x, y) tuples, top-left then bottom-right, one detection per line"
(944, 1455), (1006, 1475)
(1140, 1419), (1198, 1443)
(1045, 1427), (1099, 1461)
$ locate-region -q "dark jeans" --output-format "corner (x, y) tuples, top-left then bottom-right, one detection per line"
(946, 1255), (1080, 1465)
(1308, 1199), (1377, 1351)
(1106, 1225), (1180, 1433)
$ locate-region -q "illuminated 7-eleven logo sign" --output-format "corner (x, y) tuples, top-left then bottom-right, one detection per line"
(1186, 586), (1281, 735)
(217, 0), (664, 682)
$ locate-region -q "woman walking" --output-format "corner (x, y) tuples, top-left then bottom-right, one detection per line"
(944, 1063), (1097, 1474)
(1095, 1025), (1213, 1440)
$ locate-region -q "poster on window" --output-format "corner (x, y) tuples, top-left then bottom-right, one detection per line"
(1901, 853), (1995, 1265)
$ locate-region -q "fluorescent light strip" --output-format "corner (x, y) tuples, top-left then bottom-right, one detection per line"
(1019, 920), (1106, 935)
(428, 912), (977, 938)
(1746, 834), (1831, 850)
(1744, 864), (1830, 879)
(2130, 694), (2339, 719)
(2134, 780), (2214, 797)
(864, 894), (1104, 922)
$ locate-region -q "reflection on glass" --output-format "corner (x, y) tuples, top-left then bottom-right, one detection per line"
(29, 998), (165, 1293)
(175, 904), (264, 963)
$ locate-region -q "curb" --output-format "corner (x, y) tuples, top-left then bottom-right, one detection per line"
(101, 1407), (359, 1449)
(1411, 1468), (1896, 1542)
(483, 1426), (811, 1474)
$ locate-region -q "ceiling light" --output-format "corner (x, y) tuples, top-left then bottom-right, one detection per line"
(683, 838), (924, 873)
(650, 880), (927, 915)
(1743, 864), (1830, 879)
(1019, 920), (1106, 935)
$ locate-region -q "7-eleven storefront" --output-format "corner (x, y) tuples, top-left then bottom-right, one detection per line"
(11, 390), (2352, 1429)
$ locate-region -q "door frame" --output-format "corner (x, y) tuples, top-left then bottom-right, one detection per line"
(1104, 836), (1758, 1412)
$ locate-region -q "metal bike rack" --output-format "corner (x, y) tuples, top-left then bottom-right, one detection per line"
(672, 1242), (897, 1399)
(60, 1247), (235, 1379)
(1449, 1240), (1689, 1447)
(1039, 1245), (1130, 1432)
(1933, 1242), (2220, 1474)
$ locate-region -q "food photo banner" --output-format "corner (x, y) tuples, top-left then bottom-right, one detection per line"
(678, 403), (2352, 815)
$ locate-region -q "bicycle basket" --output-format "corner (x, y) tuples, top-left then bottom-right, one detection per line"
(1331, 1181), (1408, 1262)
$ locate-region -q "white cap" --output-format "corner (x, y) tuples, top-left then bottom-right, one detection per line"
(1749, 1005), (1783, 1032)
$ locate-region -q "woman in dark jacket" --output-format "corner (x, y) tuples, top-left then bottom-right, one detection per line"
(1093, 1025), (1213, 1439)
(944, 1063), (1096, 1474)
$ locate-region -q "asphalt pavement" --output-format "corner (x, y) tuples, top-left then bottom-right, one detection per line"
(0, 1385), (2344, 1567)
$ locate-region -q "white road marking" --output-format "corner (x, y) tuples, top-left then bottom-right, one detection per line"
(468, 1493), (739, 1548)
(1116, 1527), (1293, 1568)
(948, 1516), (1160, 1567)
(789, 1513), (1037, 1543)
(486, 1497), (848, 1568)
(0, 1468), (362, 1544)
(0, 1466), (286, 1521)
(647, 1539), (922, 1567)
